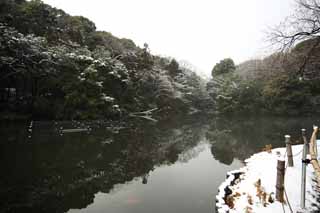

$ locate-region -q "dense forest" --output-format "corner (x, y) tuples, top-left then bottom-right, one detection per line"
(1, 0), (320, 121)
(0, 0), (208, 120)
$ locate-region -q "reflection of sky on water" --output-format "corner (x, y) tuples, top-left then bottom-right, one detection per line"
(69, 144), (242, 213)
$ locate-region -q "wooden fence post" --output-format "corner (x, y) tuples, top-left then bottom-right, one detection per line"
(310, 126), (320, 186)
(276, 160), (285, 202)
(285, 135), (294, 167)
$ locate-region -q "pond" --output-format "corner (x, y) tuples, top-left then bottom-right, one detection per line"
(0, 116), (318, 213)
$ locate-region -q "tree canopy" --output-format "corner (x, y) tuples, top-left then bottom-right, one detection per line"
(0, 0), (207, 120)
(211, 58), (236, 77)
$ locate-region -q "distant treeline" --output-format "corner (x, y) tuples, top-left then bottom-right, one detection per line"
(2, 0), (318, 120)
(206, 39), (320, 115)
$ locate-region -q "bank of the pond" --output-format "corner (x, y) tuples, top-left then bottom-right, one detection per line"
(216, 143), (320, 213)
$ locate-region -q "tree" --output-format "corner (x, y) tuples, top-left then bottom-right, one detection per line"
(63, 16), (96, 45)
(137, 43), (154, 70)
(269, 0), (320, 77)
(211, 58), (235, 77)
(166, 58), (180, 76)
(0, 24), (53, 110)
(270, 0), (320, 52)
(9, 0), (63, 41)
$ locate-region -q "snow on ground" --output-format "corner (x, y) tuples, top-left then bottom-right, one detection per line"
(216, 142), (320, 213)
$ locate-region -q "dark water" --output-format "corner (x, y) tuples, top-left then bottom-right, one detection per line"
(0, 116), (318, 213)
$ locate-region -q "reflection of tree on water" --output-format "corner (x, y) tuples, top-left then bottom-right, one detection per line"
(1, 116), (316, 212)
(178, 141), (208, 163)
(142, 174), (149, 184)
(209, 130), (236, 165)
(207, 117), (317, 165)
(0, 118), (207, 213)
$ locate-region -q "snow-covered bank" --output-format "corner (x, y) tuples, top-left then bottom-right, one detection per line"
(216, 143), (320, 213)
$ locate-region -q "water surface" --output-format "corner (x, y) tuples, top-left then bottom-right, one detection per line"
(0, 116), (318, 213)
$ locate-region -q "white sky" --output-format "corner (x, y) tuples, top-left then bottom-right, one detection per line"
(42, 0), (295, 77)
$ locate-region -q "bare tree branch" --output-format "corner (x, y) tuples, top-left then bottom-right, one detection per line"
(268, 0), (320, 76)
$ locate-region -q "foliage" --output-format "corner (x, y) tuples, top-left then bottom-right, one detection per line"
(207, 57), (263, 114)
(261, 72), (314, 114)
(0, 23), (130, 119)
(207, 72), (263, 114)
(166, 58), (181, 76)
(171, 64), (210, 114)
(0, 0), (206, 120)
(211, 58), (235, 77)
(209, 40), (320, 115)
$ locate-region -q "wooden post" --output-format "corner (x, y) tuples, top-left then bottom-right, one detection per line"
(310, 126), (320, 186)
(314, 127), (318, 157)
(276, 160), (285, 202)
(285, 135), (294, 167)
(301, 129), (308, 209)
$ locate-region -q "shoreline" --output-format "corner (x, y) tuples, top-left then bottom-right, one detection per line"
(216, 144), (320, 212)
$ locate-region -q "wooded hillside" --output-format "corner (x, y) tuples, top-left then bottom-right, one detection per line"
(0, 0), (207, 120)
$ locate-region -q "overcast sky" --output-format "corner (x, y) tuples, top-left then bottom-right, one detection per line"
(42, 0), (295, 77)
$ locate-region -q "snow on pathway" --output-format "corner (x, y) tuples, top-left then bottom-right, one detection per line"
(216, 143), (320, 213)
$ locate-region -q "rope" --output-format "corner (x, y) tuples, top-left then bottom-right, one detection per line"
(282, 202), (286, 213)
(280, 135), (312, 213)
(280, 146), (299, 213)
(283, 147), (304, 159)
(283, 161), (293, 213)
(284, 186), (294, 213)
(292, 149), (304, 157)
(283, 150), (287, 159)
